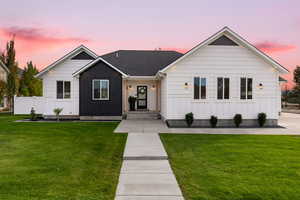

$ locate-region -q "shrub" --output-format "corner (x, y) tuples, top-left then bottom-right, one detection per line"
(258, 113), (267, 127)
(233, 114), (242, 127)
(210, 115), (218, 128)
(53, 108), (63, 121)
(30, 107), (37, 121)
(185, 112), (194, 127)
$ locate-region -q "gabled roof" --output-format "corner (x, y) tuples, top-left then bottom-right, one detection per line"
(159, 27), (289, 74)
(0, 60), (9, 73)
(279, 77), (287, 82)
(36, 45), (97, 78)
(101, 50), (183, 76)
(72, 56), (128, 77)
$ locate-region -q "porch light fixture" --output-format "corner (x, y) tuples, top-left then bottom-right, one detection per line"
(258, 83), (263, 90)
(151, 85), (156, 89)
(128, 85), (132, 89)
(184, 82), (188, 89)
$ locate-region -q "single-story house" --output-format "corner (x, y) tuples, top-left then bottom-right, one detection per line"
(0, 60), (9, 110)
(14, 27), (289, 127)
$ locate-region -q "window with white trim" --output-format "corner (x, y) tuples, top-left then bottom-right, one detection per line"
(217, 77), (230, 100)
(194, 77), (206, 99)
(93, 79), (109, 100)
(56, 81), (71, 99)
(240, 77), (253, 99)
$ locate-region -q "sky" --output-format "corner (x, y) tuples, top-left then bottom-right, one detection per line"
(0, 0), (299, 88)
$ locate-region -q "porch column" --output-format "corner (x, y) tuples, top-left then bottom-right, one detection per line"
(156, 80), (161, 112)
(123, 80), (128, 112)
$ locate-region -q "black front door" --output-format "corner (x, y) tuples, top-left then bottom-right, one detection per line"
(137, 86), (147, 109)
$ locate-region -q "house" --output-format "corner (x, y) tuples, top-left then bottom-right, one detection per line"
(14, 27), (289, 127)
(0, 60), (9, 110)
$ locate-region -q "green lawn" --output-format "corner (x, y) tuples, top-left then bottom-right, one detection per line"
(0, 114), (126, 200)
(161, 134), (300, 200)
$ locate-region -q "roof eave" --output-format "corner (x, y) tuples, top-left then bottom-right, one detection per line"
(72, 57), (128, 77)
(35, 45), (98, 78)
(159, 27), (289, 74)
(0, 60), (9, 73)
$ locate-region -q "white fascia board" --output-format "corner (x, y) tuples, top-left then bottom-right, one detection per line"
(0, 60), (9, 73)
(35, 45), (98, 78)
(72, 57), (128, 77)
(124, 76), (157, 80)
(158, 27), (289, 75)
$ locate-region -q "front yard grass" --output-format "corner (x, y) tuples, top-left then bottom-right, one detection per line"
(0, 114), (126, 200)
(161, 134), (300, 200)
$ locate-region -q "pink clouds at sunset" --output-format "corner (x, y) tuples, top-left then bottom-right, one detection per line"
(0, 26), (90, 53)
(255, 41), (296, 54)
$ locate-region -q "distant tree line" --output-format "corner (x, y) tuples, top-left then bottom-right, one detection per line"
(283, 66), (300, 108)
(0, 39), (42, 112)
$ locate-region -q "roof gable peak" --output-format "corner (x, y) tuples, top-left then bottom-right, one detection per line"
(36, 45), (98, 78)
(159, 27), (289, 74)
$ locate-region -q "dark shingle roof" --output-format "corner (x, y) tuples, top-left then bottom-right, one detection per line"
(101, 50), (183, 76)
(279, 77), (287, 82)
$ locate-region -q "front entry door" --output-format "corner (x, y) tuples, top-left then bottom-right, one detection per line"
(137, 86), (147, 109)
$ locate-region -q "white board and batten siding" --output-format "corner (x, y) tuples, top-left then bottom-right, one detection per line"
(41, 59), (92, 115)
(161, 45), (281, 120)
(160, 76), (168, 119)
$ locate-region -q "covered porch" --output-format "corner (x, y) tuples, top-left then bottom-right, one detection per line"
(122, 76), (161, 114)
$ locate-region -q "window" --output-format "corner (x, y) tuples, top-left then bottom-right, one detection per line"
(217, 77), (230, 100)
(194, 77), (206, 99)
(56, 81), (71, 99)
(240, 78), (253, 99)
(93, 80), (109, 100)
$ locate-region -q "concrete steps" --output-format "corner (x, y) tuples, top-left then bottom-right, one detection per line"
(126, 111), (159, 120)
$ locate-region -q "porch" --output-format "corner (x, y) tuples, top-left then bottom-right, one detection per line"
(123, 76), (161, 113)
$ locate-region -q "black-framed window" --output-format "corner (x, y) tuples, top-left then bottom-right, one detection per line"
(241, 77), (253, 99)
(194, 77), (206, 99)
(217, 77), (230, 100)
(93, 79), (109, 100)
(57, 81), (71, 99)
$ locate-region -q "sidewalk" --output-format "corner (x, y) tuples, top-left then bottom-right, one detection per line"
(115, 113), (300, 135)
(115, 133), (184, 200)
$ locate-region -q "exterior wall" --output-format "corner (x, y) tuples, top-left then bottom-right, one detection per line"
(0, 65), (8, 109)
(126, 80), (157, 111)
(14, 96), (45, 114)
(79, 61), (123, 116)
(160, 76), (168, 119)
(163, 45), (281, 121)
(0, 66), (7, 82)
(41, 59), (92, 115)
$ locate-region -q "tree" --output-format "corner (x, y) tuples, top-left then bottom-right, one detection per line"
(1, 39), (19, 112)
(19, 61), (42, 96)
(293, 66), (300, 109)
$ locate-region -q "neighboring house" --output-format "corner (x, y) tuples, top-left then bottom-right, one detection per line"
(0, 60), (9, 109)
(15, 27), (289, 126)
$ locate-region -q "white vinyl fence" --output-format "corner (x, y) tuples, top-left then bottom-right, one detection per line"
(14, 96), (45, 115)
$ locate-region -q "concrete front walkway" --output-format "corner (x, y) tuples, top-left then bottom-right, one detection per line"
(115, 113), (300, 135)
(115, 133), (184, 200)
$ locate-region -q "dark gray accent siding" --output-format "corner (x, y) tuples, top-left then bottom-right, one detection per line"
(72, 52), (95, 60)
(209, 35), (239, 46)
(79, 60), (122, 116)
